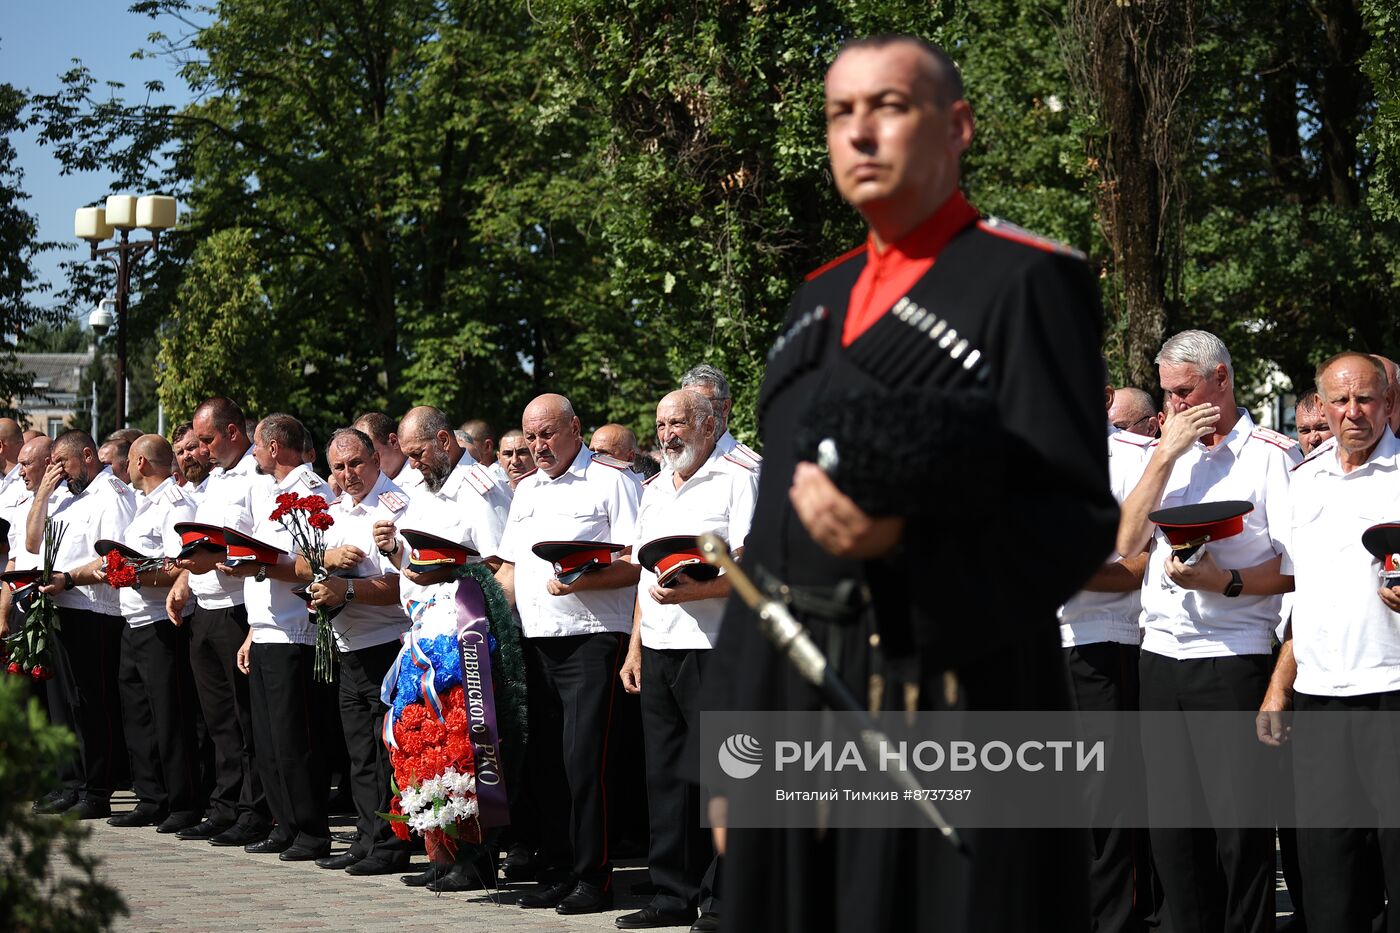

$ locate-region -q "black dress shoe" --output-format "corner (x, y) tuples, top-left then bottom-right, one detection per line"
(426, 862), (496, 892)
(401, 864), (449, 887)
(67, 799), (113, 820)
(557, 881), (614, 915)
(279, 842), (332, 862)
(212, 824), (272, 847)
(519, 878), (578, 909)
(107, 805), (164, 828)
(176, 819), (231, 841)
(501, 844), (538, 882)
(244, 836), (293, 854)
(616, 906), (696, 929)
(690, 913), (720, 933)
(316, 852), (363, 870)
(345, 855), (410, 876)
(332, 831), (359, 845)
(156, 812), (203, 834)
(33, 789), (79, 814)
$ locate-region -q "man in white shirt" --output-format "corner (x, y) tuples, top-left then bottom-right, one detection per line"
(302, 428), (412, 876)
(6, 434), (83, 814)
(1117, 330), (1300, 933)
(463, 418), (512, 487)
(0, 416), (24, 498)
(370, 405), (512, 891)
(355, 410), (424, 492)
(0, 434), (49, 637)
(498, 429), (537, 489)
(495, 394), (641, 915)
(30, 430), (137, 820)
(100, 435), (202, 832)
(1258, 352), (1400, 929)
(167, 397), (272, 846)
(681, 364), (762, 471)
(1060, 386), (1153, 933)
(225, 413), (336, 862)
(616, 390), (757, 931)
(172, 421), (212, 491)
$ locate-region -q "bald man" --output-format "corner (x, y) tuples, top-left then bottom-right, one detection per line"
(105, 435), (203, 830)
(30, 430), (138, 819)
(589, 424), (639, 463)
(0, 417), (25, 493)
(495, 393), (642, 914)
(1109, 387), (1160, 438)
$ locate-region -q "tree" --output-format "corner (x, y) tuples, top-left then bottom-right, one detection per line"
(1063, 0), (1198, 387)
(0, 72), (61, 421)
(156, 227), (288, 422)
(0, 676), (126, 931)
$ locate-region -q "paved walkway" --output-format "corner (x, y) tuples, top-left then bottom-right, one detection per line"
(91, 794), (651, 932)
(84, 794), (1302, 930)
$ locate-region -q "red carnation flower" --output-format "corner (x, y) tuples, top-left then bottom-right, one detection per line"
(7, 662), (21, 675)
(298, 495), (329, 513)
(307, 512), (333, 531)
(276, 492), (299, 509)
(30, 665), (46, 681)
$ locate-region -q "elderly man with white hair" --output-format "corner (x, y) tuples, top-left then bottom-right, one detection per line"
(616, 389), (757, 931)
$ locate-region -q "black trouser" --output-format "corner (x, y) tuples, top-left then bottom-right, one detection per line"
(338, 639), (408, 861)
(119, 619), (202, 817)
(18, 598), (79, 793)
(530, 632), (624, 889)
(249, 641), (331, 848)
(55, 607), (127, 802)
(1065, 641), (1151, 933)
(188, 603), (269, 829)
(641, 646), (716, 915)
(518, 637), (570, 869)
(1294, 690), (1400, 933)
(1139, 651), (1275, 933)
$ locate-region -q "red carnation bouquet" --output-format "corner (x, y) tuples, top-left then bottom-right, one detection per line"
(101, 549), (168, 589)
(3, 519), (66, 681)
(270, 492), (336, 682)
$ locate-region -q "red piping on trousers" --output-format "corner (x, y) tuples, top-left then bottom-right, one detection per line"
(596, 635), (625, 892)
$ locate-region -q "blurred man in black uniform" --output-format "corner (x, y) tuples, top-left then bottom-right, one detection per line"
(704, 35), (1117, 932)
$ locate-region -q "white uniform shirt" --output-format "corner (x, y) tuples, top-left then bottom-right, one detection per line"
(244, 463), (335, 646)
(499, 446), (641, 638)
(0, 479), (35, 566)
(393, 460), (425, 492)
(190, 448), (260, 609)
(1060, 430), (1152, 647)
(1286, 430), (1400, 696)
(396, 450), (511, 624)
(0, 463), (22, 503)
(634, 446), (758, 649)
(324, 470), (410, 652)
(47, 472), (137, 616)
(716, 430), (761, 472)
(1140, 410), (1299, 659)
(119, 477), (197, 627)
(488, 460), (510, 487)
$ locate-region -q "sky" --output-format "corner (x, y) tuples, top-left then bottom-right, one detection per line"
(1, 3), (195, 314)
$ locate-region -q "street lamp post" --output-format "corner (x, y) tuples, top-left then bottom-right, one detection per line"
(74, 194), (176, 428)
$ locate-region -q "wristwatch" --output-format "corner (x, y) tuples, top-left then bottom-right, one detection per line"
(344, 579), (356, 603)
(62, 572), (76, 591)
(254, 565), (268, 583)
(1223, 569), (1244, 598)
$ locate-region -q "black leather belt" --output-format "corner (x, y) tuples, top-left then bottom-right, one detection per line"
(754, 565), (869, 626)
